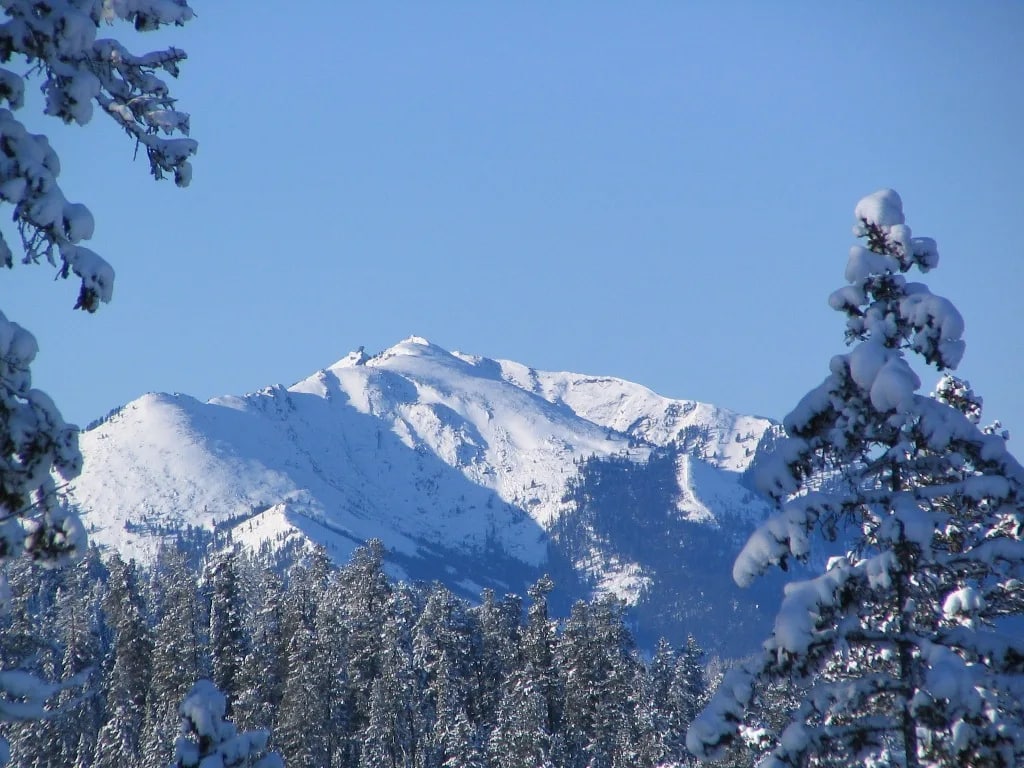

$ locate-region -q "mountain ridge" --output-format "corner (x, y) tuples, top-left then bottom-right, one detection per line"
(67, 336), (784, 653)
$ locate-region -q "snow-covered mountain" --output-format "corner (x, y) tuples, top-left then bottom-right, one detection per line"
(68, 337), (784, 654)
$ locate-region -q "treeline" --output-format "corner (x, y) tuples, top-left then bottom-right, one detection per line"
(0, 539), (715, 768)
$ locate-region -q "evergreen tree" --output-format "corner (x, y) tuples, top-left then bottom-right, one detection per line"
(312, 571), (353, 767)
(140, 551), (208, 768)
(359, 678), (398, 768)
(275, 621), (331, 768)
(365, 583), (424, 768)
(557, 596), (642, 768)
(673, 634), (708, 730)
(639, 638), (677, 766)
(51, 555), (106, 767)
(688, 190), (1024, 767)
(414, 584), (477, 766)
(522, 576), (560, 739)
(235, 568), (287, 733)
(337, 540), (392, 732)
(0, 0), (197, 753)
(5, 645), (61, 768)
(474, 589), (522, 730)
(208, 552), (248, 709)
(169, 679), (281, 768)
(440, 707), (485, 768)
(487, 663), (554, 768)
(92, 564), (151, 768)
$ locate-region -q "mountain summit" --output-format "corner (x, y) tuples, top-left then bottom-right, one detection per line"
(69, 338), (783, 653)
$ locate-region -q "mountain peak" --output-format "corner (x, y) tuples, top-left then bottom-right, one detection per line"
(366, 336), (462, 368)
(386, 335), (445, 356)
(333, 346), (371, 368)
(401, 334), (431, 347)
(68, 338), (780, 654)
(332, 336), (444, 370)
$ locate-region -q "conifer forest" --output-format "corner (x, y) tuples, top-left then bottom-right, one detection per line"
(1, 3), (1022, 768)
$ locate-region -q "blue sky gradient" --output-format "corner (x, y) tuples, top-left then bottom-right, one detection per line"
(5, 3), (1023, 440)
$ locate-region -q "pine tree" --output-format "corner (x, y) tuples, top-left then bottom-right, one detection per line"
(208, 552), (248, 709)
(673, 634), (708, 730)
(414, 584), (477, 766)
(557, 596), (643, 768)
(234, 568), (287, 733)
(364, 583), (424, 768)
(359, 678), (397, 768)
(474, 589), (522, 730)
(312, 571), (354, 767)
(140, 550), (208, 768)
(51, 555), (105, 767)
(487, 663), (554, 768)
(522, 576), (560, 740)
(275, 621), (331, 768)
(0, 3), (196, 756)
(440, 707), (485, 768)
(639, 638), (677, 766)
(337, 539), (392, 732)
(169, 679), (281, 768)
(688, 190), (1024, 767)
(92, 568), (151, 768)
(642, 636), (707, 766)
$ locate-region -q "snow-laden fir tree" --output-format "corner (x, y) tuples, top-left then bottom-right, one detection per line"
(487, 664), (554, 768)
(0, 0), (196, 566)
(92, 557), (151, 768)
(474, 588), (522, 731)
(557, 596), (642, 768)
(208, 553), (247, 709)
(311, 569), (353, 766)
(141, 550), (208, 768)
(687, 190), (1024, 767)
(274, 621), (330, 768)
(169, 679), (281, 768)
(0, 3), (195, 762)
(644, 635), (708, 765)
(234, 569), (287, 734)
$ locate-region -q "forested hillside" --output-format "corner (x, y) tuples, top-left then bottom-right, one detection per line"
(0, 539), (727, 768)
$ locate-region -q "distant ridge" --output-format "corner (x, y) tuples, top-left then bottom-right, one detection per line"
(67, 337), (785, 654)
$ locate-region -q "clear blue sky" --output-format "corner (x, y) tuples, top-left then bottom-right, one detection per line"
(5, 3), (1024, 443)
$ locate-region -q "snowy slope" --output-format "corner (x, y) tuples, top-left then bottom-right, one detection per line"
(490, 357), (766, 472)
(68, 337), (778, 649)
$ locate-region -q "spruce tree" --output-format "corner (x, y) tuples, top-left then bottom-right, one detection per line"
(140, 551), (208, 768)
(0, 0), (197, 752)
(523, 576), (560, 740)
(51, 557), (105, 767)
(359, 678), (397, 768)
(208, 552), (248, 709)
(337, 539), (392, 731)
(642, 635), (707, 766)
(475, 589), (522, 730)
(440, 707), (485, 768)
(89, 556), (151, 768)
(414, 584), (476, 766)
(275, 621), (331, 768)
(313, 571), (354, 767)
(556, 596), (642, 768)
(234, 568), (287, 733)
(487, 664), (554, 768)
(360, 582), (424, 768)
(92, 594), (150, 768)
(169, 679), (281, 768)
(688, 190), (1024, 767)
